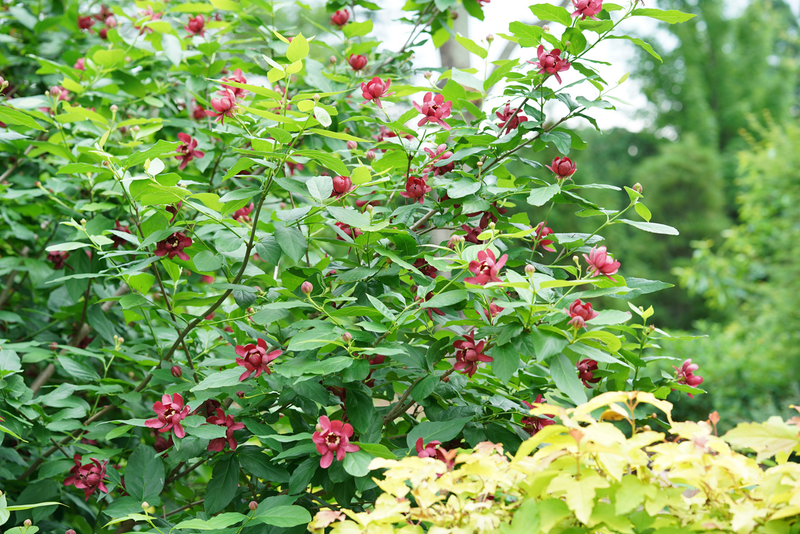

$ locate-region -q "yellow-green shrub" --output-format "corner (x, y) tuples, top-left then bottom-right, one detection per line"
(311, 392), (800, 534)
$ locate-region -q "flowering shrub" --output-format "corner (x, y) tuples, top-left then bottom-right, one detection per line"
(312, 392), (800, 534)
(0, 0), (701, 531)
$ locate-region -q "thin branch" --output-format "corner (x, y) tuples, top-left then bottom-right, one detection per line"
(166, 500), (204, 517)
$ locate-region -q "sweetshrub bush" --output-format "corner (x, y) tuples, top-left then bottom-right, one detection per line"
(0, 0), (716, 532)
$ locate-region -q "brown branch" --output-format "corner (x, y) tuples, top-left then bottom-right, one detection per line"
(165, 457), (208, 485)
(382, 376), (425, 423)
(166, 500), (204, 517)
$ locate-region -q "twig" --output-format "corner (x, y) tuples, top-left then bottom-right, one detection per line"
(166, 500), (204, 517)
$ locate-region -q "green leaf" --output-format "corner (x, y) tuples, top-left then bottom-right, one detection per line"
(531, 328), (567, 362)
(529, 3), (572, 26)
(255, 236), (282, 264)
(421, 290), (466, 309)
(210, 0), (240, 10)
(57, 355), (99, 382)
(293, 149), (348, 176)
(491, 344), (520, 384)
(191, 368), (242, 391)
(193, 251), (222, 272)
(410, 375), (440, 402)
(222, 158), (256, 181)
(287, 457), (317, 495)
(550, 354), (587, 405)
(541, 131), (571, 154)
(0, 106), (44, 131)
(527, 184), (560, 207)
(92, 49), (126, 68)
(635, 202), (652, 222)
(607, 35), (662, 62)
(343, 450), (373, 477)
(162, 34), (182, 67)
(286, 33), (309, 63)
(205, 455), (240, 514)
(343, 20), (373, 38)
(406, 417), (471, 449)
(455, 34), (488, 59)
(0, 349), (21, 377)
(632, 8), (696, 24)
(238, 447), (291, 482)
(174, 513), (246, 531)
(274, 224), (307, 263)
(252, 506), (312, 527)
(327, 206), (370, 229)
(307, 128), (370, 143)
(125, 445), (166, 503)
(723, 420), (800, 462)
(313, 106), (332, 127)
(351, 165), (371, 185)
(617, 219), (679, 235)
(186, 424), (227, 440)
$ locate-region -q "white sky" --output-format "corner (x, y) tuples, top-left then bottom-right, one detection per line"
(370, 0), (800, 132)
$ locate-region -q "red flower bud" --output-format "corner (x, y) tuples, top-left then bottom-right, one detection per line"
(237, 391), (245, 398)
(342, 332), (352, 343)
(346, 140), (357, 150)
(171, 366), (183, 378)
(301, 281), (313, 295)
(330, 9), (350, 27)
(348, 54), (368, 71)
(546, 156), (576, 179)
(249, 501), (258, 511)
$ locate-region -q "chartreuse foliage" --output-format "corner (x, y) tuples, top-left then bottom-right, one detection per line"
(314, 392), (800, 534)
(0, 0), (707, 532)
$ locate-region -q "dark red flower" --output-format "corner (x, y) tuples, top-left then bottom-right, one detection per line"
(414, 92), (453, 130)
(583, 245), (621, 280)
(185, 14), (205, 36)
(577, 358), (601, 388)
(154, 232), (193, 261)
(335, 222), (363, 241)
(312, 416), (360, 468)
(546, 156), (576, 179)
(111, 221), (131, 249)
(400, 175), (432, 204)
(98, 28), (108, 39)
(361, 77), (392, 108)
(235, 338), (281, 381)
(330, 9), (350, 27)
(78, 15), (95, 30)
(348, 54), (368, 71)
(424, 144), (455, 176)
(47, 251), (70, 270)
(484, 301), (504, 322)
(413, 258), (437, 278)
(194, 399), (222, 419)
(145, 393), (190, 438)
(192, 103), (206, 120)
(286, 162), (304, 176)
(464, 249), (508, 285)
(206, 408), (245, 452)
(415, 289), (446, 321)
(167, 202), (182, 222)
(572, 0), (603, 20)
(461, 225), (485, 244)
(331, 175), (353, 198)
(528, 45), (571, 84)
(567, 299), (598, 330)
(153, 435), (174, 454)
(674, 359), (703, 398)
(521, 395), (555, 436)
(453, 331), (492, 377)
(534, 222), (556, 252)
(221, 68), (247, 99)
(233, 203), (254, 222)
(496, 103), (529, 133)
(206, 91), (238, 123)
(175, 133), (204, 170)
(64, 454), (108, 501)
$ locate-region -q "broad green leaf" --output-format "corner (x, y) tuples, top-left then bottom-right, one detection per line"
(191, 368), (242, 391)
(406, 417), (471, 449)
(491, 344), (520, 384)
(343, 450), (373, 477)
(617, 219), (679, 235)
(205, 455), (239, 514)
(125, 444), (166, 503)
(455, 34), (488, 59)
(286, 34), (309, 63)
(0, 106), (44, 131)
(723, 419), (800, 462)
(550, 353), (587, 405)
(527, 184), (560, 207)
(421, 290), (466, 308)
(529, 3), (572, 26)
(632, 8), (696, 24)
(547, 471), (609, 523)
(607, 35), (662, 62)
(274, 224), (307, 263)
(343, 20), (373, 38)
(307, 128), (370, 143)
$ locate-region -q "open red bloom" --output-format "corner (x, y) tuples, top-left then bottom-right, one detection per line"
(233, 203), (254, 222)
(415, 289), (445, 321)
(206, 408), (246, 452)
(464, 249), (508, 285)
(577, 358), (601, 388)
(185, 14), (205, 36)
(206, 91), (238, 123)
(521, 395), (555, 436)
(235, 338), (281, 381)
(674, 359), (703, 397)
(484, 301), (504, 322)
(145, 393), (190, 438)
(534, 222), (556, 252)
(111, 221), (131, 249)
(348, 54), (368, 71)
(154, 232), (193, 261)
(528, 45), (571, 84)
(312, 416), (360, 468)
(415, 437), (442, 458)
(335, 222), (363, 241)
(330, 9), (350, 27)
(77, 15), (95, 30)
(572, 0), (603, 20)
(176, 133), (204, 170)
(424, 144), (455, 176)
(331, 175), (353, 198)
(192, 103), (206, 120)
(47, 251), (70, 270)
(153, 435), (174, 454)
(546, 156), (577, 179)
(453, 331), (492, 377)
(221, 68), (247, 99)
(361, 77), (392, 108)
(583, 245), (621, 280)
(400, 175), (432, 204)
(64, 454), (108, 501)
(496, 103), (528, 133)
(414, 92), (453, 130)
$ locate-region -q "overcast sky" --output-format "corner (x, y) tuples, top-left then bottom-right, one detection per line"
(369, 0), (800, 132)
